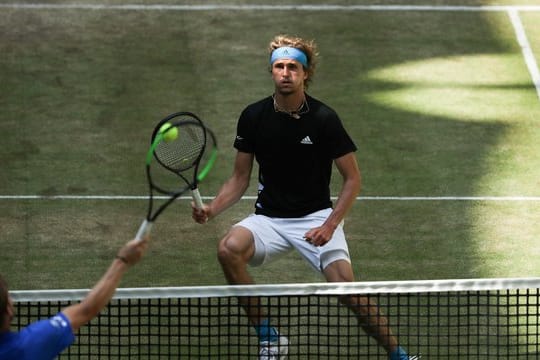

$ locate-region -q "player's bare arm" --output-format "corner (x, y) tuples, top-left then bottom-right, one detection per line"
(62, 238), (148, 332)
(192, 151), (254, 223)
(304, 152), (361, 247)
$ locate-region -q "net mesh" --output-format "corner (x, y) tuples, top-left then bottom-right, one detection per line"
(11, 278), (540, 359)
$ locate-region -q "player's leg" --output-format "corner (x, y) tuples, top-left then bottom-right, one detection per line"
(324, 260), (398, 350)
(217, 225), (265, 324)
(323, 260), (414, 359)
(218, 220), (289, 358)
(217, 225), (256, 286)
(314, 217), (411, 359)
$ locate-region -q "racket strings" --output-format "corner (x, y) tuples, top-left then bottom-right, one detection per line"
(154, 124), (206, 172)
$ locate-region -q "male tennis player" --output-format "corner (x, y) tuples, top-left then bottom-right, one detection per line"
(0, 237), (148, 360)
(192, 34), (415, 359)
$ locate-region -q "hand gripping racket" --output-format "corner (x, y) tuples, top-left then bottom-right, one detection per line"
(135, 111), (218, 241)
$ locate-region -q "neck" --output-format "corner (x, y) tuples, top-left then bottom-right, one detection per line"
(273, 92), (305, 112)
(272, 93), (309, 119)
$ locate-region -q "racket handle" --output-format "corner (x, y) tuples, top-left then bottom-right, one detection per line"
(135, 219), (153, 241)
(192, 188), (204, 209)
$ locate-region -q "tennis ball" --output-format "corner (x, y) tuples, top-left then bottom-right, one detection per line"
(159, 122), (178, 142)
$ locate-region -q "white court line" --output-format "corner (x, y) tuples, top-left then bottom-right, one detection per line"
(2, 3), (538, 95)
(0, 2), (538, 194)
(1, 4), (540, 11)
(508, 10), (540, 101)
(1, 195), (539, 201)
(1, 3), (539, 97)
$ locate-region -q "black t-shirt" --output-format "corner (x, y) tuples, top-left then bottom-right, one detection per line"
(234, 94), (357, 218)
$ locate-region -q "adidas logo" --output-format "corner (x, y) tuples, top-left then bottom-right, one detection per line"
(300, 136), (313, 145)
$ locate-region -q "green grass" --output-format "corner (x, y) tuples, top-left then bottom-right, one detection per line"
(1, 2), (540, 291)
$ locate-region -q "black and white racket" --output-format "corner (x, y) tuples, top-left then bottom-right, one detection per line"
(135, 111), (218, 241)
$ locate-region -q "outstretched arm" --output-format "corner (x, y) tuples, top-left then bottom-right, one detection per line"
(62, 238), (148, 333)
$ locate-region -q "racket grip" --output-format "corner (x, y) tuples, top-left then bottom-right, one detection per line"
(135, 219), (153, 241)
(192, 188), (204, 209)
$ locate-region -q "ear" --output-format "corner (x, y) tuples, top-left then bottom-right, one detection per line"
(6, 298), (15, 316)
(6, 297), (14, 318)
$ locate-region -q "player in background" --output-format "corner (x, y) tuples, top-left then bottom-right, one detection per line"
(192, 34), (416, 359)
(0, 237), (148, 360)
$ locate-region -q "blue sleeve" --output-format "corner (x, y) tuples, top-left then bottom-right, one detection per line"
(18, 312), (75, 359)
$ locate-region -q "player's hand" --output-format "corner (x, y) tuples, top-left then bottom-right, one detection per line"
(192, 202), (210, 224)
(304, 225), (334, 247)
(117, 238), (148, 266)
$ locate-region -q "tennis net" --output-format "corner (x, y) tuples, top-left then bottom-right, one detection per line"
(11, 277), (540, 359)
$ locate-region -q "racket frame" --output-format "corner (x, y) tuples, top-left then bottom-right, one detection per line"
(135, 112), (216, 241)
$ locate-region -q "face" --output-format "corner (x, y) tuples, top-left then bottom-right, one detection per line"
(271, 59), (308, 95)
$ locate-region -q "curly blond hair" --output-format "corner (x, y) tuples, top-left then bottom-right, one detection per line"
(268, 34), (318, 89)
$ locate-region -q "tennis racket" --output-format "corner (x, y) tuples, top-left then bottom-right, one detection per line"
(135, 111), (218, 241)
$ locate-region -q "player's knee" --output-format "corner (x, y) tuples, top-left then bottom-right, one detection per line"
(217, 239), (233, 266)
(217, 234), (250, 267)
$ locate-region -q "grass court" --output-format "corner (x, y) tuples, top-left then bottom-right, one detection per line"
(1, 0), (540, 291)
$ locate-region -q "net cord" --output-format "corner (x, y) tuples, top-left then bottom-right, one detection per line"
(11, 277), (540, 302)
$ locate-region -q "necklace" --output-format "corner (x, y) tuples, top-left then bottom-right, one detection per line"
(272, 94), (309, 119)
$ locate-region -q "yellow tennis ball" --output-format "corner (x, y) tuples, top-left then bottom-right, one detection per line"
(159, 122), (178, 142)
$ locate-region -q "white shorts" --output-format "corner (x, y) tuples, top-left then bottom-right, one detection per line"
(233, 208), (351, 272)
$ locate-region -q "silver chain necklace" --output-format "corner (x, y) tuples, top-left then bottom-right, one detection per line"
(272, 94), (310, 119)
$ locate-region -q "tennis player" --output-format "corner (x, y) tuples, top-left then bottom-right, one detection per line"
(0, 237), (148, 360)
(192, 34), (415, 359)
